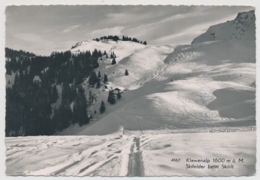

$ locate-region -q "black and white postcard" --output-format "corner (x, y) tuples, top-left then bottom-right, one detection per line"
(2, 0), (258, 178)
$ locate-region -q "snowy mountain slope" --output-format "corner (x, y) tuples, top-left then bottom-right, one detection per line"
(77, 40), (255, 135)
(56, 42), (175, 135)
(105, 45), (174, 89)
(73, 11), (255, 136)
(192, 10), (255, 43)
(55, 10), (256, 136)
(70, 39), (174, 89)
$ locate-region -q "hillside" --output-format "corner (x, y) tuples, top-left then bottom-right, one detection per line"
(70, 39), (174, 88)
(62, 10), (255, 136)
(71, 40), (146, 63)
(57, 41), (175, 135)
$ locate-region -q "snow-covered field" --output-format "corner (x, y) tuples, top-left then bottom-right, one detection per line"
(5, 130), (256, 176)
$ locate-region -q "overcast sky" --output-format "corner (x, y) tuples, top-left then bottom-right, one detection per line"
(5, 5), (254, 55)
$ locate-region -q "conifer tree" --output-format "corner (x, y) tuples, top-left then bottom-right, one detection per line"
(98, 71), (101, 79)
(14, 73), (19, 87)
(61, 82), (71, 104)
(52, 108), (63, 131)
(96, 79), (101, 89)
(99, 101), (106, 114)
(88, 71), (98, 86)
(5, 47), (108, 136)
(111, 58), (116, 65)
(51, 85), (58, 103)
(73, 86), (89, 126)
(88, 90), (93, 105)
(107, 90), (116, 104)
(117, 92), (121, 99)
(59, 99), (72, 129)
(104, 74), (108, 84)
(125, 69), (129, 76)
(107, 90), (111, 102)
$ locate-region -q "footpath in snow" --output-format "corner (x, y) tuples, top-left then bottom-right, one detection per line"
(5, 129), (256, 176)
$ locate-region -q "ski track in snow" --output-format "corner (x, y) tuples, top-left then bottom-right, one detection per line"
(5, 130), (256, 176)
(6, 132), (130, 176)
(127, 137), (144, 176)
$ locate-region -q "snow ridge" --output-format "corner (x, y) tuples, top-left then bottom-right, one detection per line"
(192, 10), (255, 43)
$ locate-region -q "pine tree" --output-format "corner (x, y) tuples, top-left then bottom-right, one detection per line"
(53, 108), (63, 131)
(88, 90), (93, 105)
(51, 85), (58, 103)
(111, 58), (116, 65)
(98, 71), (101, 79)
(125, 69), (129, 76)
(69, 84), (77, 102)
(110, 53), (114, 59)
(88, 71), (98, 86)
(107, 90), (116, 104)
(99, 101), (106, 114)
(73, 86), (89, 126)
(62, 82), (74, 103)
(5, 47), (111, 136)
(104, 74), (108, 84)
(107, 90), (111, 102)
(96, 79), (101, 88)
(59, 99), (72, 129)
(143, 41), (147, 45)
(14, 73), (19, 87)
(117, 92), (121, 99)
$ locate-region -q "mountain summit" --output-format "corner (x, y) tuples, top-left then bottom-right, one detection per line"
(192, 10), (255, 44)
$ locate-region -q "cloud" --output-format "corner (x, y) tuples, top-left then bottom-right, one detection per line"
(105, 12), (153, 25)
(14, 33), (45, 43)
(151, 13), (238, 45)
(6, 6), (253, 55)
(121, 10), (201, 40)
(60, 25), (81, 33)
(123, 6), (246, 46)
(84, 26), (125, 39)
